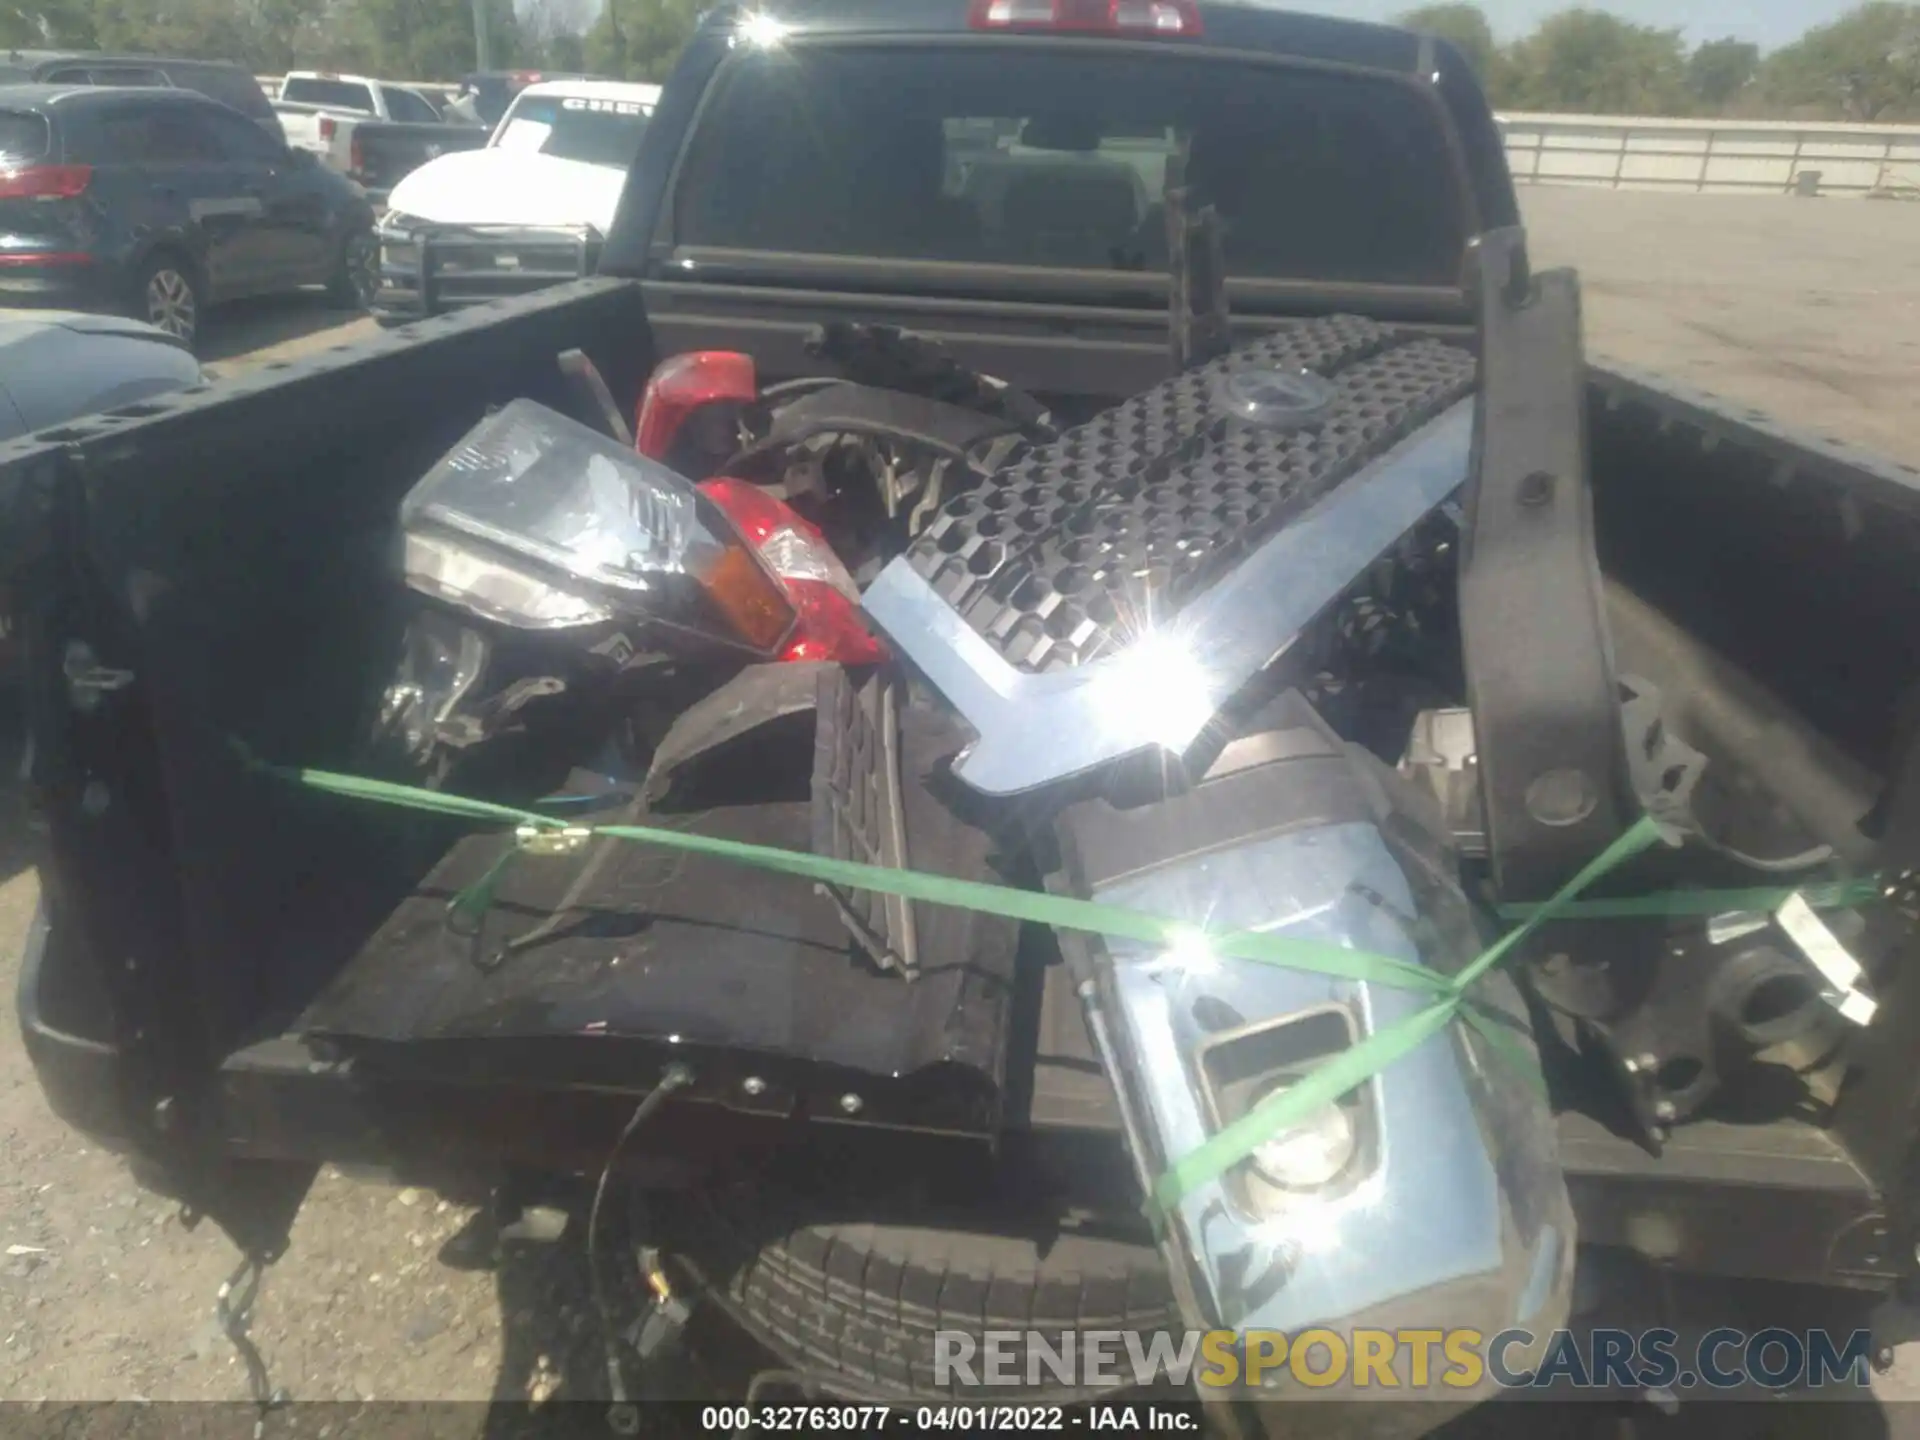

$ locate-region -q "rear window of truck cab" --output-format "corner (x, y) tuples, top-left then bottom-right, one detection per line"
(669, 43), (1470, 290)
(495, 93), (652, 169)
(0, 111), (49, 163)
(281, 77), (378, 114)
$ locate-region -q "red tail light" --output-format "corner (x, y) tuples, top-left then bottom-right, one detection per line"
(319, 115), (336, 141)
(699, 477), (888, 665)
(967, 0), (1203, 35)
(635, 351), (758, 463)
(0, 164), (92, 200)
(349, 135), (365, 176)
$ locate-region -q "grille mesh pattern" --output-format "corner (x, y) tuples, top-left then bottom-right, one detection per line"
(903, 317), (1477, 673)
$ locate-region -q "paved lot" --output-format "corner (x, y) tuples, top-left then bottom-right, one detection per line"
(3, 186), (1920, 1427)
(1521, 186), (1920, 467)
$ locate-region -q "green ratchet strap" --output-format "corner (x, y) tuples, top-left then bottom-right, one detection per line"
(249, 752), (1453, 998)
(1498, 878), (1881, 920)
(244, 746), (1873, 1220)
(1147, 815), (1660, 1216)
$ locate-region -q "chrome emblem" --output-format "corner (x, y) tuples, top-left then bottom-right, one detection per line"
(1215, 367), (1339, 431)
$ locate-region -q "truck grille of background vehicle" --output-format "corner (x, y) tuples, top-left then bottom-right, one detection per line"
(415, 228), (600, 313)
(903, 316), (1477, 673)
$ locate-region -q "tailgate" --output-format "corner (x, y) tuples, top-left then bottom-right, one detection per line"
(0, 110), (88, 258)
(351, 123), (490, 198)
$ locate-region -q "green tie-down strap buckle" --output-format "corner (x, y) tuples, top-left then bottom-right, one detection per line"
(240, 745), (1872, 1219)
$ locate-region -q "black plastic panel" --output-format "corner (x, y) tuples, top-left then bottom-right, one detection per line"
(904, 316), (1476, 673)
(1460, 231), (1638, 901)
(292, 797), (1009, 1133)
(297, 682), (1023, 1132)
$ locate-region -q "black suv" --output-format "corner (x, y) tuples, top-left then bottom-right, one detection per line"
(0, 49), (281, 138)
(0, 85), (376, 350)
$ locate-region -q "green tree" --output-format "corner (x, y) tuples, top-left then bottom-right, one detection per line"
(585, 0), (701, 81)
(545, 30), (586, 71)
(1687, 37), (1760, 109)
(318, 0), (524, 79)
(1398, 3), (1521, 104)
(1761, 3), (1920, 120)
(1506, 8), (1691, 114)
(79, 0), (340, 69)
(521, 0), (591, 72)
(1398, 4), (1498, 80)
(0, 0), (98, 47)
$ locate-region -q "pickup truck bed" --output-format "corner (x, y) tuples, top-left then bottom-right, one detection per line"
(276, 100), (489, 203)
(345, 121), (490, 203)
(10, 0), (1920, 1415)
(13, 271), (1920, 1287)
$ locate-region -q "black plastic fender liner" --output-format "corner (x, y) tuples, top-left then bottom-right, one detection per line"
(1460, 227), (1641, 902)
(1880, 741), (1920, 870)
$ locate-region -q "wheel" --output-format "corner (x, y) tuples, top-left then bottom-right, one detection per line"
(661, 1155), (1182, 1404)
(326, 227), (378, 311)
(133, 252), (201, 350)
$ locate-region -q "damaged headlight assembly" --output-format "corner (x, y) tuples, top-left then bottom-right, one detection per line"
(374, 397), (887, 778)
(371, 399), (803, 778)
(1048, 718), (1575, 1409)
(400, 398), (802, 652)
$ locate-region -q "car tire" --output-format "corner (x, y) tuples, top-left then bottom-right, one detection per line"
(662, 1160), (1182, 1404)
(327, 228), (378, 311)
(132, 251), (202, 351)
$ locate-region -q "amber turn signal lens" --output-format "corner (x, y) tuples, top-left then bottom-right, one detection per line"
(700, 544), (796, 654)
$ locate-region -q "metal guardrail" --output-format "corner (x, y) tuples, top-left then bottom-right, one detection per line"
(1496, 111), (1920, 198)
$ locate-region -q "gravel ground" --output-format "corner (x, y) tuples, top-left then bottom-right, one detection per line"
(1520, 186), (1920, 468)
(3, 185), (1920, 1434)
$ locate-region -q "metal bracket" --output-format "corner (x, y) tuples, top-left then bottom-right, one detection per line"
(626, 1246), (694, 1363)
(514, 823), (594, 857)
(1459, 226), (1641, 901)
(1867, 683), (1920, 871)
(62, 639), (133, 714)
(556, 348), (634, 447)
(1165, 141), (1231, 373)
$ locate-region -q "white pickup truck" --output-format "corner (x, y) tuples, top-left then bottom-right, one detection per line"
(372, 78), (660, 320)
(274, 71), (490, 202)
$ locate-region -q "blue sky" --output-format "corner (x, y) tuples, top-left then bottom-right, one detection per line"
(1284, 1), (1859, 50)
